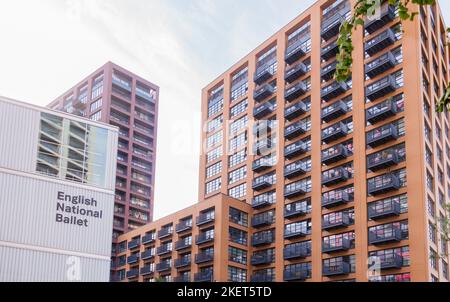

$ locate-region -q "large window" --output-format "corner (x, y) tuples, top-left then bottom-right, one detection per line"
(90, 98), (102, 112)
(230, 99), (248, 118)
(228, 266), (247, 282)
(229, 149), (247, 168)
(228, 183), (247, 199)
(228, 247), (247, 265)
(229, 207), (248, 227)
(229, 166), (247, 184)
(206, 178), (221, 195)
(206, 162), (222, 179)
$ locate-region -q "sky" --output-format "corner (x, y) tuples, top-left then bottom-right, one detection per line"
(1, 0), (450, 219)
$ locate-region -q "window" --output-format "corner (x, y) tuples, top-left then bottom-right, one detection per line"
(208, 87), (224, 118)
(207, 115), (223, 133)
(427, 172), (434, 192)
(369, 246), (410, 268)
(206, 178), (221, 195)
(430, 249), (438, 270)
(285, 220), (312, 236)
(228, 266), (247, 282)
(207, 147), (222, 163)
(206, 162), (222, 179)
(228, 247), (247, 265)
(91, 74), (104, 99)
(229, 116), (248, 135)
(428, 197), (436, 217)
(229, 132), (247, 153)
(284, 263), (311, 279)
(229, 183), (247, 199)
(229, 149), (247, 168)
(228, 166), (247, 184)
(230, 99), (248, 118)
(90, 99), (102, 112)
(207, 130), (223, 149)
(229, 207), (248, 226)
(429, 222), (437, 244)
(229, 227), (247, 246)
(369, 273), (411, 282)
(90, 111), (102, 121)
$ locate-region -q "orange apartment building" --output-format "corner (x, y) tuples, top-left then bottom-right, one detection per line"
(113, 0), (450, 282)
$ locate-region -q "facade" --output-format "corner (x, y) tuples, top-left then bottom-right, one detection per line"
(0, 96), (118, 282)
(199, 0), (450, 282)
(111, 194), (252, 282)
(47, 61), (159, 239)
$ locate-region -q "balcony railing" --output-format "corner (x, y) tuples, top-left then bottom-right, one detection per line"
(284, 206), (307, 219)
(156, 262), (171, 272)
(284, 269), (309, 281)
(253, 120), (275, 136)
(156, 245), (172, 256)
(126, 269), (139, 279)
(197, 213), (215, 226)
(366, 99), (398, 124)
(321, 13), (345, 41)
(284, 162), (307, 179)
(368, 200), (401, 220)
(284, 228), (308, 240)
(321, 61), (338, 82)
(365, 28), (396, 57)
(128, 238), (141, 250)
(175, 240), (192, 251)
(140, 265), (154, 276)
(322, 167), (350, 187)
(285, 82), (308, 102)
(127, 254), (139, 264)
(321, 100), (348, 123)
(176, 221), (193, 233)
(254, 84), (275, 102)
(174, 257), (191, 269)
(321, 81), (349, 102)
(252, 232), (275, 246)
(174, 275), (191, 282)
(322, 122), (348, 144)
(368, 173), (401, 196)
(365, 3), (396, 34)
(284, 183), (307, 199)
(321, 40), (339, 61)
(323, 238), (352, 253)
(323, 262), (351, 277)
(365, 51), (396, 79)
(284, 246), (310, 260)
(141, 249), (155, 260)
(252, 175), (273, 191)
(322, 191), (352, 209)
(366, 75), (397, 101)
(158, 228), (172, 239)
(285, 121), (307, 140)
(250, 274), (274, 282)
(254, 64), (275, 85)
(367, 124), (399, 148)
(253, 102), (276, 119)
(253, 138), (275, 155)
(251, 254), (273, 266)
(322, 212), (351, 231)
(367, 149), (400, 172)
(369, 227), (402, 245)
(194, 271), (213, 282)
(252, 193), (274, 209)
(195, 252), (214, 264)
(285, 62), (308, 84)
(379, 254), (404, 270)
(285, 141), (308, 159)
(252, 156), (274, 173)
(322, 144), (349, 165)
(196, 233), (214, 245)
(285, 101), (307, 121)
(142, 234), (156, 245)
(252, 215), (274, 228)
(285, 39), (307, 64)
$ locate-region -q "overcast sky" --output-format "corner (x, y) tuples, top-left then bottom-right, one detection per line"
(1, 0), (450, 219)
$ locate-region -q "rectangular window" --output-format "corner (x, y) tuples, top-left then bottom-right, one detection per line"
(207, 147), (223, 163)
(206, 162), (222, 179)
(206, 178), (221, 195)
(207, 130), (223, 149)
(229, 183), (247, 199)
(229, 227), (247, 246)
(228, 266), (247, 282)
(230, 99), (248, 118)
(229, 166), (247, 184)
(90, 111), (102, 121)
(228, 247), (248, 265)
(229, 207), (248, 227)
(90, 98), (102, 112)
(207, 115), (223, 133)
(229, 149), (247, 168)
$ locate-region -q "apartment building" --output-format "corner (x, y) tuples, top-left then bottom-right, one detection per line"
(199, 0), (450, 282)
(0, 96), (118, 281)
(111, 194), (252, 282)
(47, 62), (159, 239)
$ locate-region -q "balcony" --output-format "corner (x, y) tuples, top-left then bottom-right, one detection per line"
(254, 84), (275, 102)
(252, 176), (273, 191)
(284, 183), (307, 199)
(366, 99), (398, 124)
(285, 141), (308, 159)
(322, 144), (349, 165)
(174, 257), (191, 269)
(253, 102), (275, 119)
(284, 246), (310, 260)
(197, 213), (215, 226)
(156, 262), (171, 273)
(126, 269), (139, 279)
(366, 75), (397, 101)
(322, 167), (350, 187)
(142, 234), (155, 245)
(194, 271), (213, 282)
(285, 82), (308, 102)
(365, 28), (396, 57)
(253, 120), (275, 136)
(321, 61), (338, 82)
(252, 215), (273, 228)
(323, 262), (351, 277)
(284, 228), (307, 240)
(367, 149), (400, 172)
(322, 213), (351, 231)
(321, 81), (349, 102)
(321, 100), (348, 123)
(285, 62), (308, 84)
(252, 157), (273, 173)
(367, 124), (399, 148)
(284, 206), (307, 219)
(365, 51), (396, 79)
(251, 274), (273, 282)
(285, 101), (307, 121)
(112, 75), (132, 92)
(322, 238), (352, 253)
(379, 254), (404, 270)
(127, 254), (139, 264)
(141, 249), (155, 260)
(174, 275), (190, 282)
(285, 39), (307, 64)
(284, 162), (307, 179)
(285, 122), (307, 140)
(284, 269), (309, 281)
(369, 227), (402, 245)
(251, 254), (273, 266)
(322, 122), (348, 144)
(365, 3), (396, 34)
(196, 233), (214, 245)
(321, 13), (345, 41)
(128, 238), (141, 250)
(253, 138), (274, 155)
(140, 265), (154, 276)
(195, 252), (214, 264)
(176, 221), (192, 233)
(158, 228), (172, 239)
(321, 40), (339, 61)
(252, 194), (273, 209)
(252, 233), (275, 247)
(156, 245), (172, 256)
(175, 240), (192, 251)
(254, 65), (275, 85)
(368, 200), (401, 220)
(368, 174), (401, 196)
(322, 192), (352, 209)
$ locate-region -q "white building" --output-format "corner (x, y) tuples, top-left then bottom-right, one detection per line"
(0, 96), (118, 282)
